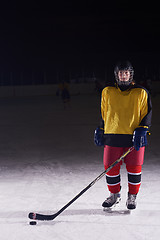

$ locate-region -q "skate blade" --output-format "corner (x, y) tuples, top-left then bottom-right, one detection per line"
(103, 203), (118, 212)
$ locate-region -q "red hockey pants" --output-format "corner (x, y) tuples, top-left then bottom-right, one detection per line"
(103, 145), (145, 195)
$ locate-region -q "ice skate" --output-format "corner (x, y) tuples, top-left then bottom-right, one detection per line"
(126, 192), (137, 210)
(102, 192), (121, 209)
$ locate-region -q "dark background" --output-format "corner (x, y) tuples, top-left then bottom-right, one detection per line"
(0, 0), (160, 85)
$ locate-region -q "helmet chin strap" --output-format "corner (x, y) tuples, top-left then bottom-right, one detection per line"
(118, 80), (131, 86)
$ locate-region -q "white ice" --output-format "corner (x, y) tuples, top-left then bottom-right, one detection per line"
(0, 93), (159, 240)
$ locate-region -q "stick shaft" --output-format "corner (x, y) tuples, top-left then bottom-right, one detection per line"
(52, 147), (134, 218)
(29, 146), (134, 220)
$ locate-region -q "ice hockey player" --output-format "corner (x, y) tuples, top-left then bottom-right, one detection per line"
(94, 61), (152, 210)
(58, 81), (70, 109)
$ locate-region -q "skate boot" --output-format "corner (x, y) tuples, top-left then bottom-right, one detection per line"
(126, 192), (137, 210)
(102, 192), (121, 208)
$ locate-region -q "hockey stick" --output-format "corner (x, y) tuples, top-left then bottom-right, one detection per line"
(28, 146), (134, 221)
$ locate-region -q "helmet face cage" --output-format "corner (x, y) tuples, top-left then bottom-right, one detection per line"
(114, 61), (134, 86)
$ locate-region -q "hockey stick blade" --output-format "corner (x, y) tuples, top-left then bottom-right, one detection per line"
(29, 212), (57, 221)
(28, 147), (134, 221)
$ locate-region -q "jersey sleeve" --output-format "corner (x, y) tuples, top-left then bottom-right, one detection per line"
(139, 90), (152, 128)
(99, 88), (106, 129)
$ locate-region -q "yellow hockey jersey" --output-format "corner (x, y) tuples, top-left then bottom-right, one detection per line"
(100, 84), (152, 147)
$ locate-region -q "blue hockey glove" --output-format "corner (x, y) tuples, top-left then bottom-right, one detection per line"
(132, 127), (148, 151)
(94, 127), (104, 146)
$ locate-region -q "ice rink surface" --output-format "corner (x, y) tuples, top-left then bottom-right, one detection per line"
(0, 92), (159, 240)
